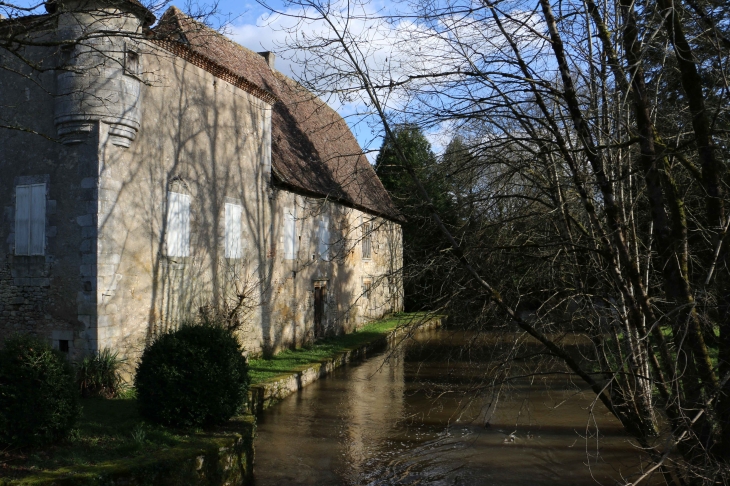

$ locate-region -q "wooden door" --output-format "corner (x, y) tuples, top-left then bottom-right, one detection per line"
(314, 286), (325, 339)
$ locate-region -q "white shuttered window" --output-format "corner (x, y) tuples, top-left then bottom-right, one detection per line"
(283, 209), (297, 260)
(166, 191), (190, 257)
(317, 217), (329, 260)
(15, 183), (46, 255)
(225, 203), (242, 259)
(362, 221), (372, 260)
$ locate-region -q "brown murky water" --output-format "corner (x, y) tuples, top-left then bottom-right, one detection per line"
(253, 329), (662, 485)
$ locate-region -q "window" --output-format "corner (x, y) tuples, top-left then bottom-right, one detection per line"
(362, 278), (372, 300)
(283, 208), (297, 260)
(166, 191), (190, 257)
(362, 221), (372, 260)
(60, 45), (74, 66)
(225, 203), (242, 259)
(125, 48), (139, 76)
(59, 340), (69, 353)
(15, 183), (46, 255)
(317, 217), (329, 260)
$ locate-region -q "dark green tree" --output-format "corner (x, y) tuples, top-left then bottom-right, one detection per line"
(375, 125), (458, 311)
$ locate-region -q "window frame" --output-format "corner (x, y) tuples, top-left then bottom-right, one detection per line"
(166, 191), (190, 258)
(124, 45), (140, 77)
(317, 216), (330, 260)
(224, 202), (243, 259)
(361, 220), (372, 260)
(14, 183), (46, 256)
(362, 278), (373, 301)
(283, 207), (297, 260)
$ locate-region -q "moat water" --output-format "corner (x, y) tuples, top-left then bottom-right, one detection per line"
(253, 328), (661, 485)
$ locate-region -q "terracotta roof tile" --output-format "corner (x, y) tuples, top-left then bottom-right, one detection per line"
(150, 7), (278, 104)
(150, 7), (401, 220)
(269, 72), (401, 220)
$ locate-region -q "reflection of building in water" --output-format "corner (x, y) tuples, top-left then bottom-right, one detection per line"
(341, 347), (406, 470)
(0, 0), (403, 362)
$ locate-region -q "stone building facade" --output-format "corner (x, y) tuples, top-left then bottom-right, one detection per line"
(0, 0), (403, 360)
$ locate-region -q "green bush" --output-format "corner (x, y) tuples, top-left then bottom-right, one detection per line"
(135, 324), (249, 428)
(77, 347), (127, 398)
(0, 334), (80, 447)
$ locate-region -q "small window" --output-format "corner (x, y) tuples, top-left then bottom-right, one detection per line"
(166, 191), (190, 257)
(283, 208), (297, 260)
(59, 340), (69, 353)
(362, 221), (372, 260)
(15, 183), (46, 256)
(362, 279), (372, 300)
(317, 217), (329, 260)
(225, 203), (242, 259)
(60, 45), (74, 66)
(125, 49), (139, 76)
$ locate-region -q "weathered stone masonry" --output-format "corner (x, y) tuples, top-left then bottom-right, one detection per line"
(0, 0), (403, 363)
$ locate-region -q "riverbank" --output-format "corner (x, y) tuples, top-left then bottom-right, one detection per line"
(0, 312), (437, 485)
(253, 327), (659, 486)
(0, 399), (256, 486)
(248, 312), (441, 413)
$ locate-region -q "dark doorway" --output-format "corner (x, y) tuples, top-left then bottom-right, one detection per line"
(313, 284), (326, 339)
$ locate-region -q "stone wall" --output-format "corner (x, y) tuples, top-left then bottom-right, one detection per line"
(0, 7), (403, 364)
(0, 29), (106, 359)
(264, 190), (403, 355)
(91, 41), (273, 364)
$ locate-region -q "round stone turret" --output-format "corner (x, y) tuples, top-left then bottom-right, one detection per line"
(53, 0), (154, 146)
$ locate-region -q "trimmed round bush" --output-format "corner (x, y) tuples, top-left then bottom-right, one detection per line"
(0, 334), (80, 447)
(135, 325), (250, 428)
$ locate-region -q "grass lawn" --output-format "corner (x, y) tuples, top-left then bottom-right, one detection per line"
(247, 312), (431, 384)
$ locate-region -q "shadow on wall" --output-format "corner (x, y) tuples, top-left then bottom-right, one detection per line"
(96, 45), (401, 361)
(94, 46), (273, 359)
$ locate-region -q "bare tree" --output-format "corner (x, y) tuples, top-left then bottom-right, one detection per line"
(261, 0), (730, 482)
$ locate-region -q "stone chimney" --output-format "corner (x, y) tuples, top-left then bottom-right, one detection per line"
(258, 51), (276, 70)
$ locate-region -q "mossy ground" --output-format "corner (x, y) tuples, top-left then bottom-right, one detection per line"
(0, 397), (249, 483)
(0, 312), (429, 483)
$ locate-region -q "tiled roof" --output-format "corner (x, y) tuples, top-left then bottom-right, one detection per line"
(150, 7), (278, 105)
(268, 72), (401, 220)
(151, 7), (401, 220)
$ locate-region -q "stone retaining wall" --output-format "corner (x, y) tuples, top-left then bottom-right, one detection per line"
(248, 317), (442, 414)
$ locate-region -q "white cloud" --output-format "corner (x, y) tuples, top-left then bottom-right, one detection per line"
(223, 0), (547, 154)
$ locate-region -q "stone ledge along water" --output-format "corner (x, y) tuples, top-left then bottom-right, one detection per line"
(247, 316), (443, 414)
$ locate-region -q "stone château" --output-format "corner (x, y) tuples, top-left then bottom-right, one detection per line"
(0, 0), (403, 361)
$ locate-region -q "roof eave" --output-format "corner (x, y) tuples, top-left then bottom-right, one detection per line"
(271, 171), (405, 223)
(149, 37), (278, 105)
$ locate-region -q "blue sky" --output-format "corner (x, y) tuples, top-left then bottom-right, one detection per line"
(170, 0), (391, 158)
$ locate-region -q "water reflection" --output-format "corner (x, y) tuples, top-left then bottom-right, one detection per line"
(253, 329), (661, 485)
